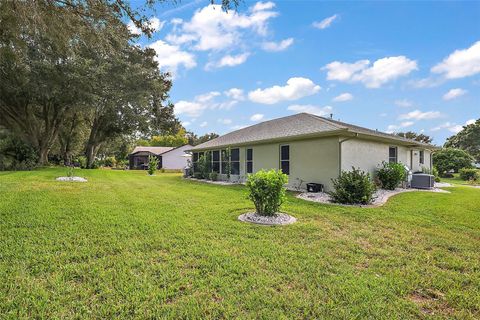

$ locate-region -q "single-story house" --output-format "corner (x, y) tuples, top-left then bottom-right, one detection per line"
(188, 113), (440, 191)
(128, 145), (192, 170)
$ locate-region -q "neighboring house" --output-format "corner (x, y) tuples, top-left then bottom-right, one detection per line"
(128, 145), (192, 170)
(188, 113), (440, 191)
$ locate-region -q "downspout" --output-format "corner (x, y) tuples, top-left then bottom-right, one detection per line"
(338, 133), (358, 176)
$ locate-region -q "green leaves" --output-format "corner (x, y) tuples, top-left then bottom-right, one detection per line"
(433, 148), (474, 174)
(245, 169), (288, 216)
(376, 161), (407, 190)
(329, 167), (376, 205)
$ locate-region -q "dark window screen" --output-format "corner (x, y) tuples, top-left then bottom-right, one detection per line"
(281, 145), (289, 160)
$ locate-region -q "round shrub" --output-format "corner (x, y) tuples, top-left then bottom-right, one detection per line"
(328, 167), (376, 205)
(209, 171), (218, 181)
(376, 161), (407, 190)
(433, 148), (473, 175)
(246, 169), (288, 216)
(104, 156), (116, 167)
(459, 168), (479, 181)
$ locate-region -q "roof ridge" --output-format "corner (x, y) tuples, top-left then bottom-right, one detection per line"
(304, 113), (347, 130)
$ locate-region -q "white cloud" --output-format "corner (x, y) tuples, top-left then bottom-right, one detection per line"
(287, 104), (333, 117)
(248, 77), (321, 104)
(261, 38), (294, 52)
(166, 2), (278, 51)
(231, 124), (248, 130)
(250, 113), (264, 121)
(205, 53), (250, 70)
(175, 91), (236, 117)
(127, 17), (164, 35)
(148, 40), (196, 74)
(218, 118), (232, 125)
(431, 41), (480, 79)
(432, 119), (477, 133)
(224, 88), (244, 100)
(408, 77), (444, 88)
(386, 121), (414, 133)
(200, 121), (208, 127)
(324, 56), (418, 88)
(332, 92), (353, 102)
(394, 99), (413, 108)
(182, 121), (191, 127)
(399, 109), (443, 121)
(313, 14), (338, 29)
(443, 88), (467, 101)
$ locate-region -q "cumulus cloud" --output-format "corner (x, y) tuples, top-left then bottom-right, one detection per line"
(248, 77), (321, 104)
(443, 88), (467, 100)
(386, 121), (414, 133)
(394, 99), (414, 107)
(312, 14), (338, 29)
(166, 2), (278, 51)
(224, 88), (244, 100)
(431, 41), (480, 79)
(148, 40), (196, 74)
(250, 113), (264, 121)
(175, 91), (236, 117)
(287, 104), (333, 117)
(323, 56), (418, 88)
(127, 17), (164, 35)
(261, 38), (294, 52)
(431, 119), (474, 133)
(218, 118), (232, 125)
(399, 110), (443, 121)
(205, 53), (250, 70)
(332, 92), (353, 102)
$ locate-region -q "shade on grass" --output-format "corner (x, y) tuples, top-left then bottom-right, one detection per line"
(0, 168), (479, 319)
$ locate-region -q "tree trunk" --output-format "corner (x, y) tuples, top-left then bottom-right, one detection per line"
(38, 147), (49, 165)
(85, 143), (96, 168)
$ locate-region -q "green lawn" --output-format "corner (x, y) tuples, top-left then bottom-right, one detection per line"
(1, 168), (479, 319)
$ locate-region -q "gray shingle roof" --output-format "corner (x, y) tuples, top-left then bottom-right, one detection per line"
(190, 113), (438, 151)
(130, 146), (175, 155)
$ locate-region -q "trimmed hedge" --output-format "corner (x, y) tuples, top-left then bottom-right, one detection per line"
(246, 169), (288, 216)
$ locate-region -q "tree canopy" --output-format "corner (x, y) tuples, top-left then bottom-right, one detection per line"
(444, 119), (480, 163)
(432, 148), (473, 174)
(396, 131), (433, 144)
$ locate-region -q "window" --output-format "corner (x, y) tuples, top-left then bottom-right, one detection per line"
(419, 150), (424, 164)
(280, 145), (290, 175)
(212, 150), (220, 172)
(221, 149), (228, 174)
(246, 148), (253, 174)
(389, 147), (398, 163)
(230, 148), (240, 175)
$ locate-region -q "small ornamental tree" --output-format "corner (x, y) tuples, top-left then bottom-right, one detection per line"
(376, 161), (407, 190)
(246, 169), (288, 216)
(197, 154), (209, 179)
(147, 155), (158, 175)
(433, 148), (473, 175)
(329, 167), (376, 205)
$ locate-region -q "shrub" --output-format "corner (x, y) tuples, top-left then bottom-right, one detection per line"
(422, 166), (440, 182)
(74, 156), (87, 169)
(433, 148), (473, 175)
(116, 159), (128, 169)
(329, 167), (376, 205)
(246, 169), (288, 216)
(147, 155), (158, 175)
(193, 172), (203, 179)
(197, 154), (210, 179)
(459, 168), (479, 181)
(209, 171), (218, 181)
(104, 156), (116, 167)
(442, 172), (454, 178)
(0, 137), (38, 171)
(66, 166), (74, 178)
(376, 161), (406, 190)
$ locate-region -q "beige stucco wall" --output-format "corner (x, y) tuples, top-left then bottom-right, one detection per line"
(341, 138), (431, 174)
(212, 137), (340, 191)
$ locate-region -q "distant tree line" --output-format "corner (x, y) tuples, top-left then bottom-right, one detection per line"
(0, 0), (225, 170)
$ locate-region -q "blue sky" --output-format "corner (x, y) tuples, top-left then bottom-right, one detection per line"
(131, 0), (480, 144)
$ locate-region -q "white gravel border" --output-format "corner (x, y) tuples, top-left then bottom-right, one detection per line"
(56, 176), (87, 182)
(297, 187), (450, 207)
(238, 212), (297, 225)
(185, 177), (243, 186)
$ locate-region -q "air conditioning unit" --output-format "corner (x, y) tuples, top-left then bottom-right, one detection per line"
(411, 173), (434, 189)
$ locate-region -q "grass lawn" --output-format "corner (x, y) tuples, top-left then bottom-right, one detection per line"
(1, 168), (479, 319)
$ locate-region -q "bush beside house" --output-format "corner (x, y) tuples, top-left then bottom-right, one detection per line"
(459, 168), (479, 181)
(376, 161), (406, 190)
(329, 168), (376, 205)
